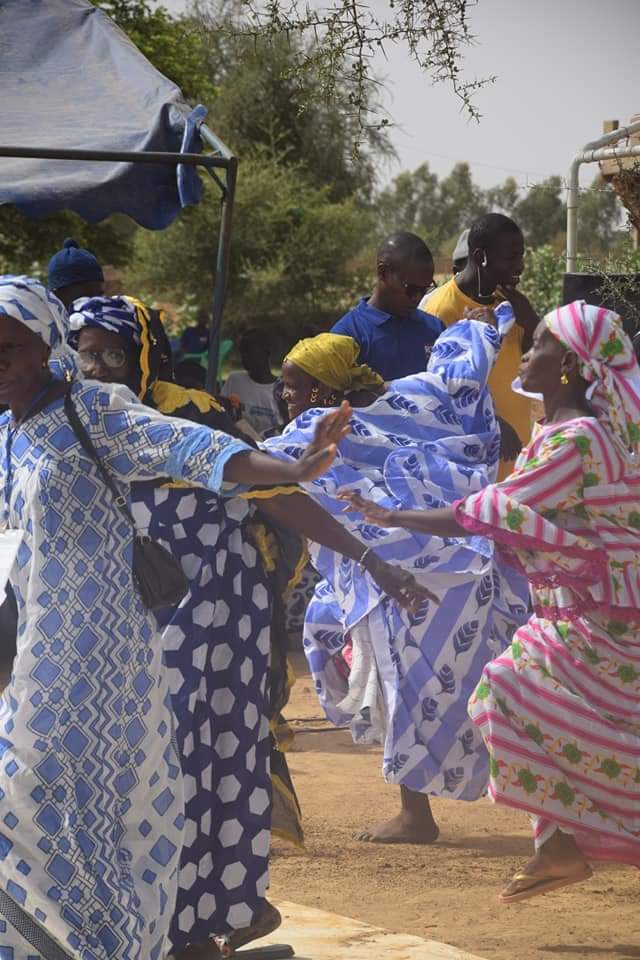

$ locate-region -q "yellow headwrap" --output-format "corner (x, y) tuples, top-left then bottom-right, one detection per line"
(284, 333), (383, 393)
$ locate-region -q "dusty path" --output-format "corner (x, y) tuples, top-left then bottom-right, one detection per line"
(270, 654), (639, 960)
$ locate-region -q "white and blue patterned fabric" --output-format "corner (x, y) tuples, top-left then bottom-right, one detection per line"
(0, 380), (250, 959)
(263, 314), (529, 800)
(69, 293), (280, 951)
(68, 298), (142, 348)
(0, 275), (77, 380)
(131, 487), (273, 952)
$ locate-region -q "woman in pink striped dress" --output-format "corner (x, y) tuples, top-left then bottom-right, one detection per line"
(343, 300), (640, 903)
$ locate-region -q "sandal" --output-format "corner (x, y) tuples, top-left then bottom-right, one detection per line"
(500, 865), (593, 904)
(215, 903), (282, 957)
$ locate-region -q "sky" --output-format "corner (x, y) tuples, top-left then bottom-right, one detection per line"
(164, 0), (640, 192)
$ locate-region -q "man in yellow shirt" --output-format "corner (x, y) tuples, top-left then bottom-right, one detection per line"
(423, 214), (539, 479)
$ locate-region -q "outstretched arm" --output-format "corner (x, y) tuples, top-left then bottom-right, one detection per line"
(340, 493), (464, 539)
(223, 401), (353, 486)
(222, 444), (339, 487)
(93, 383), (344, 491)
(258, 492), (438, 609)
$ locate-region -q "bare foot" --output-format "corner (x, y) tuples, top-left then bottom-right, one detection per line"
(354, 811), (440, 845)
(501, 835), (592, 902)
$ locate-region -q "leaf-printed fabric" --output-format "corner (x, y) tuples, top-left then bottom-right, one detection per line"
(462, 416), (640, 865)
(263, 319), (529, 799)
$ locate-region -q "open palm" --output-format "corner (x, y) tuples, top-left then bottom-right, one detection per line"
(339, 491), (397, 527)
(299, 401), (352, 465)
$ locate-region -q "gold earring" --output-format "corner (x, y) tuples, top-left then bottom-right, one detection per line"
(560, 373), (569, 385)
(309, 385), (320, 404)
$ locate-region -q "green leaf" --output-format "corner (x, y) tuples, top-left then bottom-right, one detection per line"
(618, 665), (638, 684)
(600, 758), (622, 779)
(562, 743), (582, 765)
(554, 781), (575, 807)
(524, 723), (544, 746)
(506, 507), (526, 532)
(574, 434), (591, 455)
(518, 769), (538, 794)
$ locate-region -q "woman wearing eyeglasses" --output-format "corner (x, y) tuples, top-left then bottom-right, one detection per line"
(68, 296), (429, 959)
(331, 232), (443, 382)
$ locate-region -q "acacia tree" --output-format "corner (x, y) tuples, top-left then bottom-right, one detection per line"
(193, 0), (492, 139)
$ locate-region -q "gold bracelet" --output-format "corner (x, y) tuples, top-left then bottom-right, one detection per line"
(357, 545), (373, 567)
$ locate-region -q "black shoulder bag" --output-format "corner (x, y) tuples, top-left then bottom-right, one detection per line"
(64, 391), (189, 611)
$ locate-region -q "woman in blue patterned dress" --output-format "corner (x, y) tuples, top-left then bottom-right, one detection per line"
(262, 317), (529, 845)
(0, 277), (365, 960)
(67, 296), (430, 960)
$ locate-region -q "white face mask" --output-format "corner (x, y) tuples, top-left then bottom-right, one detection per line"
(511, 376), (543, 402)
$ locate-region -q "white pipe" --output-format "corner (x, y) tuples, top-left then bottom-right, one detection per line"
(566, 119), (640, 272)
(580, 143), (640, 165)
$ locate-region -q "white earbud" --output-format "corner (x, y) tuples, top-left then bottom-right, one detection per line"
(481, 252), (488, 267)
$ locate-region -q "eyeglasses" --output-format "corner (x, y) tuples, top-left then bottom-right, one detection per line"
(77, 348), (127, 371)
(399, 278), (437, 300)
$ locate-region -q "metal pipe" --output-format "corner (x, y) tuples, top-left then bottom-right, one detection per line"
(200, 124), (238, 391)
(0, 145), (228, 168)
(579, 143), (640, 165)
(567, 119), (640, 272)
(0, 135), (239, 386)
(205, 157), (238, 393)
(199, 124), (234, 161)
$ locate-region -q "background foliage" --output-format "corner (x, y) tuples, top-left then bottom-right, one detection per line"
(1, 0), (636, 344)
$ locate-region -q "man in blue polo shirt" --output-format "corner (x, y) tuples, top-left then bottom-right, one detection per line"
(331, 232), (444, 380)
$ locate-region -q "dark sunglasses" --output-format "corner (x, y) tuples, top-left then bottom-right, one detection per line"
(395, 274), (437, 300)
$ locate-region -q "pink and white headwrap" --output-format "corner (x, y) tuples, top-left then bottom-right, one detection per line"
(545, 300), (640, 452)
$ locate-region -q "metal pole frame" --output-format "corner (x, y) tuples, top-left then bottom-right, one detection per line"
(200, 125), (237, 393)
(0, 124), (238, 393)
(566, 120), (640, 273)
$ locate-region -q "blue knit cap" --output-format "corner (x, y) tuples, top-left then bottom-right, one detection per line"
(47, 238), (104, 292)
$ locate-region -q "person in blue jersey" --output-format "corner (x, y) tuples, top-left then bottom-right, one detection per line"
(331, 232), (444, 381)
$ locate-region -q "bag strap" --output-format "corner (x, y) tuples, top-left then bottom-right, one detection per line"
(64, 388), (135, 528)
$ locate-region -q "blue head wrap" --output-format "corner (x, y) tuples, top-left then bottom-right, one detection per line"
(67, 296), (142, 349)
(47, 238), (104, 292)
(0, 275), (76, 378)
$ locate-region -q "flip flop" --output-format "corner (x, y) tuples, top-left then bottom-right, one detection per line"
(215, 905), (283, 957)
(500, 865), (593, 904)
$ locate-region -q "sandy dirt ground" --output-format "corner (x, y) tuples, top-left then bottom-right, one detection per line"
(270, 653), (639, 960)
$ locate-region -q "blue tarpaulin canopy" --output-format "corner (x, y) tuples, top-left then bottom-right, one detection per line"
(0, 0), (209, 229)
(0, 0), (238, 388)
